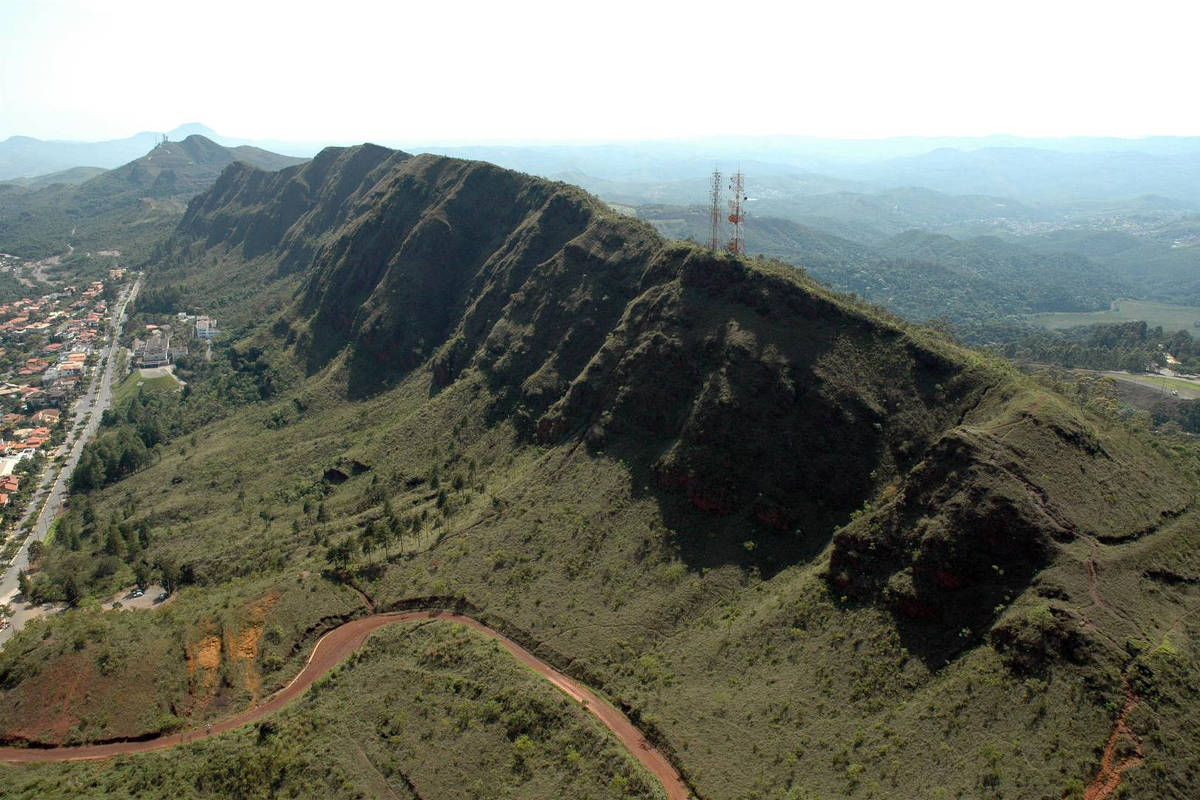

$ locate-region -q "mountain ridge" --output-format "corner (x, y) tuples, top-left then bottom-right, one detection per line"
(3, 144), (1199, 799)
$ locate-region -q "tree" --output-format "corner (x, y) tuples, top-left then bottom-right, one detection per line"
(366, 474), (384, 506)
(27, 540), (44, 562)
(378, 515), (396, 559)
(17, 570), (31, 599)
(316, 502), (329, 523)
(358, 525), (376, 563)
(63, 572), (82, 607)
(325, 540), (356, 571)
(71, 448), (104, 493)
(104, 527), (123, 557)
(158, 556), (181, 594)
(133, 561), (151, 589)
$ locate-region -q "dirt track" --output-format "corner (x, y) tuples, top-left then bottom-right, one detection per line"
(0, 611), (693, 799)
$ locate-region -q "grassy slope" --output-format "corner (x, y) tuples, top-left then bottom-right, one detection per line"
(6, 333), (1195, 798)
(112, 369), (182, 408)
(1, 149), (1198, 799)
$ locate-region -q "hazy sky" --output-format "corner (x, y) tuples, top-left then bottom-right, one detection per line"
(2, 0), (1198, 143)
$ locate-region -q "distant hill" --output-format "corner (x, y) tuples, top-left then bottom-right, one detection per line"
(551, 174), (1045, 245)
(0, 166), (107, 190)
(1017, 225), (1200, 306)
(0, 131), (162, 181)
(0, 123), (269, 180)
(874, 230), (1130, 312)
(0, 135), (306, 260)
(777, 186), (1046, 243)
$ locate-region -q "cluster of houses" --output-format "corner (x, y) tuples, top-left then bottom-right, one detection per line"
(0, 280), (110, 410)
(0, 473), (19, 508)
(0, 407), (61, 458)
(0, 409), (61, 511)
(0, 277), (112, 528)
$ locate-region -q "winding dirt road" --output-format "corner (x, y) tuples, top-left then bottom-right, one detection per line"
(0, 611), (693, 799)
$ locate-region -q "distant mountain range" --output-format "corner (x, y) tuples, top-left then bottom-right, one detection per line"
(9, 124), (1200, 210)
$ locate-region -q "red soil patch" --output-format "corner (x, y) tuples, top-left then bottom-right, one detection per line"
(1083, 687), (1144, 800)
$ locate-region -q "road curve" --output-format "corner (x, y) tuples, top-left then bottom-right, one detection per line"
(0, 611), (693, 799)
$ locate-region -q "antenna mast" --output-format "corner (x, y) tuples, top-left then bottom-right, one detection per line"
(708, 167), (723, 251)
(727, 170), (745, 256)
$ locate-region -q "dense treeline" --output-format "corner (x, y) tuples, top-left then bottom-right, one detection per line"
(132, 283), (184, 315)
(17, 493), (183, 607)
(994, 321), (1200, 373)
(1152, 399), (1200, 434)
(70, 426), (153, 492)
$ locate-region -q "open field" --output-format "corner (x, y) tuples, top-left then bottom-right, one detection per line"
(112, 368), (181, 407)
(1029, 299), (1200, 333)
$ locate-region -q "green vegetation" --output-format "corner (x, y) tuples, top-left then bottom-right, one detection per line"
(74, 345), (290, 494)
(3, 146), (1199, 799)
(997, 320), (1200, 372)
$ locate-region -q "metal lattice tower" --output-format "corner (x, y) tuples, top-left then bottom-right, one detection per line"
(708, 168), (723, 251)
(727, 170), (745, 256)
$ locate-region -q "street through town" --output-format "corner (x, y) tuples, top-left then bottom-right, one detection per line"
(0, 275), (141, 647)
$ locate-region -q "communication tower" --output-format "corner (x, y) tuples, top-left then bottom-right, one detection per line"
(727, 170), (746, 256)
(708, 168), (723, 251)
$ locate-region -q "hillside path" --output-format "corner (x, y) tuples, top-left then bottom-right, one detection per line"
(0, 611), (693, 799)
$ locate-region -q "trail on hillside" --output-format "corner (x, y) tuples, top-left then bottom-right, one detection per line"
(1083, 685), (1144, 800)
(1079, 546), (1146, 800)
(0, 611), (693, 800)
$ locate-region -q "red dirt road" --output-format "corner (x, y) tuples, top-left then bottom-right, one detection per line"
(0, 611), (693, 799)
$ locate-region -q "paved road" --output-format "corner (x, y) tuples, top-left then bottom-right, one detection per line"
(0, 611), (694, 798)
(0, 276), (141, 646)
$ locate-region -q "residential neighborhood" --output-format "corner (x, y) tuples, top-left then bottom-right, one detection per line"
(0, 277), (119, 545)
